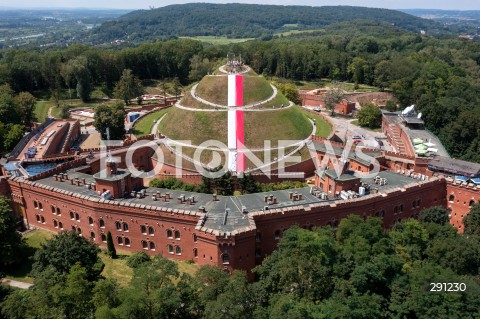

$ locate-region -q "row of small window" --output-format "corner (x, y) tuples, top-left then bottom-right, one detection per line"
(33, 201), (43, 210)
(167, 244), (182, 255)
(449, 195), (477, 207)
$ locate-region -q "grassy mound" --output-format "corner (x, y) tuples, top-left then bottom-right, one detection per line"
(159, 105), (317, 148)
(194, 75), (274, 106)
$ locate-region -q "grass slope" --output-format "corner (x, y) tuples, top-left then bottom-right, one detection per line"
(160, 105), (316, 148)
(132, 107), (170, 136)
(195, 76), (274, 106)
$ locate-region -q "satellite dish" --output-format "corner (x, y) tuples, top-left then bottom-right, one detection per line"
(417, 112), (422, 119)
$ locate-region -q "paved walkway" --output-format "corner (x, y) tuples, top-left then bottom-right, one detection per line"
(1, 278), (33, 289)
(151, 113), (168, 135)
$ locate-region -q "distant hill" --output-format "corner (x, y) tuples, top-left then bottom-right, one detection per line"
(89, 3), (447, 43)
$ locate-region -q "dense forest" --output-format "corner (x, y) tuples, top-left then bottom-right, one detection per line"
(1, 19), (479, 161)
(90, 3), (447, 43)
(2, 197), (480, 319)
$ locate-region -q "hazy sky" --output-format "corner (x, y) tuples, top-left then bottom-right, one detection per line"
(1, 0), (479, 10)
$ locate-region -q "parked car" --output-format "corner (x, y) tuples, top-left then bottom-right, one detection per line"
(313, 108), (321, 112)
(352, 135), (361, 140)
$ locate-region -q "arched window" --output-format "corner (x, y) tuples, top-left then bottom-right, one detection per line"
(449, 194), (455, 203)
(470, 199), (475, 207)
(115, 221), (121, 230)
(193, 248), (198, 258)
(51, 205), (56, 214)
(222, 253), (229, 264)
(77, 228), (82, 235)
(99, 219), (105, 228)
(56, 207), (61, 215)
(256, 249), (261, 257)
(90, 232), (96, 240)
(124, 238), (130, 246)
(101, 234), (107, 242)
(274, 230), (281, 240)
(53, 220), (58, 228)
(40, 216), (45, 223)
(34, 201), (38, 209)
(123, 223), (129, 232)
(88, 217), (94, 225)
(417, 199), (421, 207)
(400, 204), (404, 213)
(167, 244), (174, 254)
(59, 222), (63, 229)
(141, 225), (147, 234)
(167, 229), (173, 238)
(255, 232), (261, 242)
(174, 230), (180, 240)
(36, 215), (40, 222)
(142, 240), (148, 249)
(193, 233), (198, 242)
(38, 203), (43, 210)
(70, 211), (75, 220)
(148, 226), (154, 235)
(149, 242), (155, 250)
(394, 206), (398, 214)
(118, 237), (123, 245)
(175, 246), (182, 255)
(412, 201), (416, 208)
(72, 226), (76, 231)
(75, 213), (80, 221)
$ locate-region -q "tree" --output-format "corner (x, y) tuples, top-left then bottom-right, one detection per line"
(113, 69), (144, 105)
(126, 251), (150, 268)
(31, 230), (103, 280)
(0, 84), (18, 125)
(419, 206), (449, 225)
(347, 57), (368, 89)
(324, 84), (344, 116)
(114, 256), (181, 319)
(463, 203), (480, 236)
(172, 77), (182, 101)
(189, 55), (214, 81)
(94, 103), (126, 140)
(14, 92), (36, 127)
(41, 52), (63, 107)
(356, 103), (382, 129)
(0, 196), (24, 267)
(3, 124), (25, 151)
(63, 56), (92, 102)
(238, 173), (260, 194)
(159, 81), (169, 106)
(275, 82), (301, 104)
(106, 231), (116, 259)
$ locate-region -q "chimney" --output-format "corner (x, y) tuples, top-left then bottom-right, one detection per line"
(156, 191), (161, 199)
(289, 192), (293, 200)
(82, 178), (86, 185)
(199, 206), (206, 213)
(186, 197), (191, 205)
(70, 179), (74, 185)
(298, 194), (303, 201)
(152, 195), (157, 201)
(264, 195), (268, 203)
(213, 194), (218, 201)
(177, 197), (183, 204)
(273, 197), (277, 204)
(75, 180), (81, 186)
(53, 175), (58, 181)
(191, 196), (195, 203)
(165, 193), (170, 200)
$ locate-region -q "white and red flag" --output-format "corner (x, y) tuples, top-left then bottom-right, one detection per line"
(227, 74), (245, 173)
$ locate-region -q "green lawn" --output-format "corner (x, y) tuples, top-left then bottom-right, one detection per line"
(4, 228), (197, 285)
(179, 36), (254, 45)
(195, 76), (273, 106)
(132, 108), (171, 136)
(275, 29), (324, 37)
(33, 100), (54, 122)
(3, 229), (55, 283)
(298, 107), (333, 138)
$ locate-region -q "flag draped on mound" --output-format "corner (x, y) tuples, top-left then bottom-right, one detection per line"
(227, 74), (245, 173)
